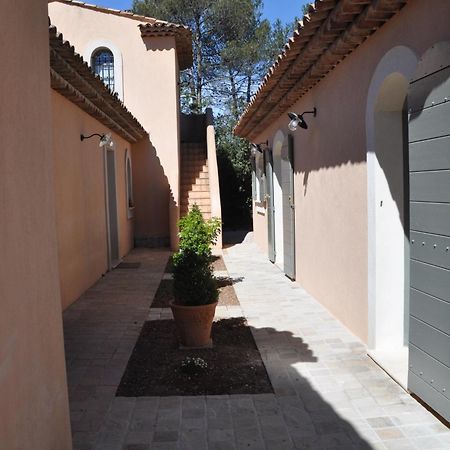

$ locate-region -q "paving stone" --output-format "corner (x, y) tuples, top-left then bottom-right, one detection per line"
(62, 244), (449, 450)
(367, 417), (396, 428)
(152, 430), (179, 443)
(149, 443), (179, 450)
(179, 429), (207, 450)
(375, 427), (405, 440)
(207, 441), (236, 450)
(207, 428), (234, 442)
(122, 444), (149, 450)
(124, 431), (153, 445)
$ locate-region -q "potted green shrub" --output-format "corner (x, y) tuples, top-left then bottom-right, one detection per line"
(170, 204), (221, 347)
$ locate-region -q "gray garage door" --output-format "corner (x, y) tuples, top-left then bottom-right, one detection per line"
(408, 43), (450, 421)
(282, 135), (296, 280)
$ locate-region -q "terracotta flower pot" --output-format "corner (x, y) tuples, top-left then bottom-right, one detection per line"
(170, 301), (218, 348)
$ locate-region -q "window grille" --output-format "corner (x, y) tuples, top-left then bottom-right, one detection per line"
(92, 49), (115, 91)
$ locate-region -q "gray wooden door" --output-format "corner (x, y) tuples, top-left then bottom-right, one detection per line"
(265, 148), (276, 263)
(282, 135), (296, 279)
(106, 149), (119, 267)
(407, 44), (450, 422)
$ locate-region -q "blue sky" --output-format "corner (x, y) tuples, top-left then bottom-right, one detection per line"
(89, 0), (309, 25)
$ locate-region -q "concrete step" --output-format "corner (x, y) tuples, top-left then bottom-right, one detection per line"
(181, 149), (206, 153)
(181, 150), (207, 158)
(186, 191), (210, 200)
(181, 163), (208, 171)
(181, 171), (209, 180)
(181, 143), (206, 149)
(181, 183), (210, 192)
(180, 204), (211, 212)
(195, 178), (209, 186)
(180, 198), (211, 207)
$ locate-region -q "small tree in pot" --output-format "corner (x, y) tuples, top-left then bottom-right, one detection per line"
(171, 204), (221, 347)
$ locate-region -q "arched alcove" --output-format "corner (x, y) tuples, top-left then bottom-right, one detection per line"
(366, 46), (418, 387)
(373, 72), (409, 349)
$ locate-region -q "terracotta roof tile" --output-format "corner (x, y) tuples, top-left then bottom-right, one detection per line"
(139, 22), (193, 70)
(49, 0), (193, 70)
(49, 23), (147, 143)
(234, 0), (407, 140)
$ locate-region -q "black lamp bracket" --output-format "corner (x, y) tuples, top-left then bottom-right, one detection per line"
(80, 133), (104, 141)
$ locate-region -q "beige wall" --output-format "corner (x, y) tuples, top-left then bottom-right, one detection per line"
(51, 91), (134, 310)
(206, 109), (223, 249)
(0, 1), (72, 448)
(132, 137), (171, 247)
(49, 3), (181, 249)
(251, 0), (450, 343)
(252, 203), (269, 255)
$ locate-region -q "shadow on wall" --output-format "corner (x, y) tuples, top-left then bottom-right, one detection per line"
(132, 136), (173, 247)
(291, 87), (367, 196)
(143, 36), (176, 53)
(370, 45), (450, 235)
(292, 46), (450, 233)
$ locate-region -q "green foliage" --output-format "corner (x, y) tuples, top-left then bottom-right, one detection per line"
(302, 3), (312, 15)
(215, 114), (252, 229)
(133, 0), (301, 229)
(172, 205), (221, 306)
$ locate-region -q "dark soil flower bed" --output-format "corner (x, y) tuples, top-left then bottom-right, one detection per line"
(165, 255), (227, 273)
(116, 317), (273, 397)
(151, 278), (240, 308)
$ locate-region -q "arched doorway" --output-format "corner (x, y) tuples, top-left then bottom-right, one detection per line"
(373, 73), (409, 365)
(366, 46), (418, 388)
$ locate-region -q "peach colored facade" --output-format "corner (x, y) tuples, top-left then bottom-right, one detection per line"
(49, 2), (182, 249)
(51, 91), (135, 309)
(0, 0), (72, 449)
(1, 1), (223, 444)
(243, 0), (450, 344)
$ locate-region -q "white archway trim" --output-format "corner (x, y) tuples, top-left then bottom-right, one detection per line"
(84, 39), (124, 101)
(366, 45), (418, 350)
(272, 129), (286, 270)
(273, 129), (285, 153)
(125, 149), (134, 219)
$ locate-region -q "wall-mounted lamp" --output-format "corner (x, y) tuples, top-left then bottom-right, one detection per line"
(288, 108), (317, 131)
(250, 140), (269, 156)
(80, 132), (114, 148)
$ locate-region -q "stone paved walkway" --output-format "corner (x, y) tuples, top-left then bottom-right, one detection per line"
(64, 240), (449, 450)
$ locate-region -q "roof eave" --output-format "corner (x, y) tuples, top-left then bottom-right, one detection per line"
(139, 24), (193, 70)
(49, 24), (147, 143)
(234, 0), (407, 141)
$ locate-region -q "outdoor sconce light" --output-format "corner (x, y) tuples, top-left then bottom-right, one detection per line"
(80, 132), (115, 148)
(288, 108), (317, 131)
(250, 140), (269, 156)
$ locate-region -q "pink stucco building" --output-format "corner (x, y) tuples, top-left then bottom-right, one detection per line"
(0, 1), (221, 448)
(236, 0), (450, 423)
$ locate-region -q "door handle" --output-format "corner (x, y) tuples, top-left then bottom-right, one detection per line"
(289, 195), (294, 208)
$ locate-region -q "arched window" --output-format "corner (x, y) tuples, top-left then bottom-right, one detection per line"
(91, 48), (115, 91)
(125, 150), (134, 218)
